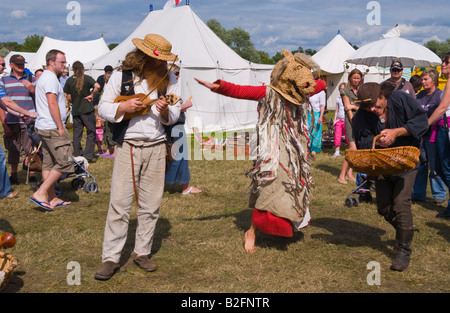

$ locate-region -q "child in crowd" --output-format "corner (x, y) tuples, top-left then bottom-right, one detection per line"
(95, 113), (104, 156)
(332, 83), (347, 158)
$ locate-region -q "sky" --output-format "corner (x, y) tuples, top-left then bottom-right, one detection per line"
(1, 0), (450, 57)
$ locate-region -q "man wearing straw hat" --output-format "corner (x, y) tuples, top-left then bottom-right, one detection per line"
(95, 34), (181, 280)
(351, 81), (428, 272)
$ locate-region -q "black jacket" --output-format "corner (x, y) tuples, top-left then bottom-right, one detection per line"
(352, 91), (429, 150)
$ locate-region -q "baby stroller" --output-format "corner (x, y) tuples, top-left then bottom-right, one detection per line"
(59, 156), (99, 194)
(344, 173), (375, 207)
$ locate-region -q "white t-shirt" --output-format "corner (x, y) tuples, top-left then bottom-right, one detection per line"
(309, 90), (326, 112)
(35, 70), (67, 130)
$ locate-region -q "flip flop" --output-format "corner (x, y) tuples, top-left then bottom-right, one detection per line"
(29, 197), (54, 211)
(55, 201), (71, 208)
(182, 186), (202, 195)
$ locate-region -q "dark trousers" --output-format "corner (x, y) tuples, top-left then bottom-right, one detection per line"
(73, 111), (96, 160)
(375, 169), (417, 229)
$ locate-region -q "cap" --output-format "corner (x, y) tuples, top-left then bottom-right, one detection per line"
(390, 60), (403, 71)
(104, 65), (113, 72)
(10, 54), (26, 65)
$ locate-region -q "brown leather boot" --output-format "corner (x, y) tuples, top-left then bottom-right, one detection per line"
(390, 228), (414, 272)
(94, 261), (120, 280)
(134, 255), (157, 272)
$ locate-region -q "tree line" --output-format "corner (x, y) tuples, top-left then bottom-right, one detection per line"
(1, 21), (449, 65)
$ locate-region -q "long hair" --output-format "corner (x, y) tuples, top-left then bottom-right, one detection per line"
(72, 61), (85, 94)
(347, 68), (363, 88)
(119, 49), (169, 94)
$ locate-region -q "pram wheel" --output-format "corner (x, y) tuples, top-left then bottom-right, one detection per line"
(359, 192), (372, 203)
(345, 196), (359, 207)
(83, 181), (98, 193)
(71, 178), (85, 190)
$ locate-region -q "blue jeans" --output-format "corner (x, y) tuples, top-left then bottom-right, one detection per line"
(412, 135), (447, 201)
(0, 144), (13, 198)
(435, 126), (450, 211)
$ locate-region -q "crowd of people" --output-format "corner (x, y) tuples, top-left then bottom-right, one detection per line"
(1, 34), (449, 278)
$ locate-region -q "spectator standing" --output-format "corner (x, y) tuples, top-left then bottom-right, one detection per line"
(412, 68), (446, 203)
(0, 54), (38, 187)
(63, 61), (100, 162)
(337, 69), (363, 184)
(383, 60), (416, 98)
(165, 65), (201, 194)
(308, 76), (326, 155)
(0, 57), (37, 199)
(30, 49), (74, 211)
(332, 83), (348, 158)
(427, 52), (450, 219)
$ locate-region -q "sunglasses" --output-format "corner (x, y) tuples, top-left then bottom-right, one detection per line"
(174, 72), (180, 76)
(0, 63), (5, 67)
(391, 68), (402, 73)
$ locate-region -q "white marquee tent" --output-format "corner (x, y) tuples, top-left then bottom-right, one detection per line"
(312, 32), (388, 110)
(27, 36), (110, 73)
(84, 5), (273, 134)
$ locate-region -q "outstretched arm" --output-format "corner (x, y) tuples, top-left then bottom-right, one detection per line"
(195, 78), (266, 101)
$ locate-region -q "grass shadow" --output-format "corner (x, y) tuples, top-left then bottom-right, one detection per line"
(315, 164), (342, 177)
(426, 221), (450, 243)
(311, 217), (393, 257)
(119, 217), (172, 265)
(183, 209), (305, 252)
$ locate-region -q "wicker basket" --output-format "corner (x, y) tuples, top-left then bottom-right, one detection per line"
(0, 251), (18, 291)
(345, 135), (420, 176)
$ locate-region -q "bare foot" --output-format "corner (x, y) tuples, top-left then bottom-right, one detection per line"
(50, 198), (71, 208)
(182, 185), (202, 195)
(244, 226), (256, 253)
(346, 175), (356, 181)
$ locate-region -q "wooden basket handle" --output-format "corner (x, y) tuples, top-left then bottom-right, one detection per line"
(372, 134), (382, 150)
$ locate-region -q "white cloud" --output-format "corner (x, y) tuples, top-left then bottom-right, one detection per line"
(10, 10), (27, 18)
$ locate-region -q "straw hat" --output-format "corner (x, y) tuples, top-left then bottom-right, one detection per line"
(132, 34), (178, 62)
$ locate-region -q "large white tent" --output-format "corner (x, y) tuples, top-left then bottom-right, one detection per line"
(28, 36), (110, 73)
(85, 5), (273, 134)
(312, 32), (388, 110)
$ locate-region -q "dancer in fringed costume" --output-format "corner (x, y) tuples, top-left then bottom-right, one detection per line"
(196, 50), (322, 253)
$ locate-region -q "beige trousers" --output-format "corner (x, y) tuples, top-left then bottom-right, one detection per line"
(101, 140), (166, 263)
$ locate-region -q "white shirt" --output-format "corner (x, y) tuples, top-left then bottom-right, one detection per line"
(309, 90), (326, 112)
(35, 70), (67, 130)
(98, 70), (181, 142)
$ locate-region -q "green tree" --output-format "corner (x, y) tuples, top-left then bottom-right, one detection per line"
(108, 43), (119, 50)
(425, 39), (450, 58)
(21, 34), (44, 52)
(207, 19), (232, 46)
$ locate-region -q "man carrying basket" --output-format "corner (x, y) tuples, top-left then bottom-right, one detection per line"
(350, 82), (428, 272)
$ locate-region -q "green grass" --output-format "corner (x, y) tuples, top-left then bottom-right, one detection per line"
(1, 126), (449, 293)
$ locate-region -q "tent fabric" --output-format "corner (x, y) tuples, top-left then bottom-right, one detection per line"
(85, 5), (273, 134)
(312, 34), (356, 75)
(311, 33), (390, 110)
(28, 36), (110, 73)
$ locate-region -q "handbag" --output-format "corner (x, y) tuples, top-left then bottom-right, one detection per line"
(24, 142), (42, 172)
(444, 113), (450, 145)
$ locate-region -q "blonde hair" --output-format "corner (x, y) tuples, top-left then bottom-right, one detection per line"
(421, 68), (439, 86)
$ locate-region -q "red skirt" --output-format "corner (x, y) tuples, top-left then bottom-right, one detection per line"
(251, 209), (293, 237)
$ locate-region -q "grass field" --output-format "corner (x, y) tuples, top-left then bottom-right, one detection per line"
(1, 125), (449, 294)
